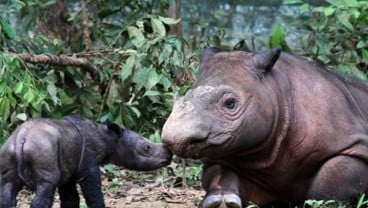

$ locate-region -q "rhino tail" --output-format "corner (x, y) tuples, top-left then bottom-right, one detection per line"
(14, 128), (34, 188)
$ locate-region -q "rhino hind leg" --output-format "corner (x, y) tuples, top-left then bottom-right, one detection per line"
(0, 169), (23, 208)
(307, 155), (368, 201)
(30, 181), (56, 208)
(59, 180), (80, 208)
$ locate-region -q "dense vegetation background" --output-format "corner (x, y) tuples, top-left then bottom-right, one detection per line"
(0, 0), (367, 207)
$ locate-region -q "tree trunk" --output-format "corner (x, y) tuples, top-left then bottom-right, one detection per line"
(166, 0), (183, 38)
(36, 0), (81, 47)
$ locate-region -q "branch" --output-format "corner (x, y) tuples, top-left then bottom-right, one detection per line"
(15, 53), (97, 74)
(81, 0), (92, 51)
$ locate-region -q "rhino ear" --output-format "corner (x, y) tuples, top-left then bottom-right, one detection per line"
(253, 46), (282, 72)
(201, 47), (220, 62)
(105, 120), (122, 136)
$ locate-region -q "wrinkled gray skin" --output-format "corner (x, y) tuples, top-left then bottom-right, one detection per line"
(0, 115), (172, 208)
(162, 47), (368, 208)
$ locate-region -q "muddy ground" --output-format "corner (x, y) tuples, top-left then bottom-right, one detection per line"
(16, 168), (205, 208)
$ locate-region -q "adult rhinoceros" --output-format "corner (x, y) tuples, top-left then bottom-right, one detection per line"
(161, 47), (368, 208)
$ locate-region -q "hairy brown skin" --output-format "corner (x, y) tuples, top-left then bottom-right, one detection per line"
(0, 115), (172, 208)
(161, 47), (368, 207)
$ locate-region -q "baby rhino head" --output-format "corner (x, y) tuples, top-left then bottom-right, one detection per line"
(105, 122), (172, 171)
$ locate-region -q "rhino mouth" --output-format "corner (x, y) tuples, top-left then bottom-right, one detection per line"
(159, 158), (172, 166)
(173, 134), (234, 159)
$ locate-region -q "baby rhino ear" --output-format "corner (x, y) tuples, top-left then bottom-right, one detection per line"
(253, 46), (282, 72)
(105, 120), (122, 135)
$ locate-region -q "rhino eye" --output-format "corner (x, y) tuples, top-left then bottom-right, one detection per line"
(142, 144), (153, 156)
(224, 98), (236, 109)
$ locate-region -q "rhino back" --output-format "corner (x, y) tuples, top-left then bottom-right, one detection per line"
(274, 53), (368, 140)
(11, 119), (81, 185)
(233, 53), (368, 176)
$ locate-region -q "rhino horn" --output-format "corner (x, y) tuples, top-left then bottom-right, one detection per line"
(253, 46), (282, 72)
(201, 47), (221, 62)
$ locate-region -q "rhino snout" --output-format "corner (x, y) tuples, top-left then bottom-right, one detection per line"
(159, 145), (172, 166)
(145, 143), (172, 168)
(162, 121), (210, 158)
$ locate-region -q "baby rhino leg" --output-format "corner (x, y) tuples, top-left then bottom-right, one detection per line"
(0, 169), (23, 208)
(307, 155), (368, 201)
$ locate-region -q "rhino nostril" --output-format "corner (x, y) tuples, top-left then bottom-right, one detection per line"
(188, 136), (207, 145)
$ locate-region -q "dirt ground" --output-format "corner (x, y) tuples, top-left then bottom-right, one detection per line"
(15, 169), (205, 208)
(17, 186), (204, 208)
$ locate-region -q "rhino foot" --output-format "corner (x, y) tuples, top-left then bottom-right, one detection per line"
(202, 193), (242, 208)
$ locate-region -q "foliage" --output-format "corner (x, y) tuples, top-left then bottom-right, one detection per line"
(303, 194), (368, 208)
(283, 0), (368, 80)
(357, 194), (368, 208)
(303, 199), (348, 208)
(0, 0), (198, 145)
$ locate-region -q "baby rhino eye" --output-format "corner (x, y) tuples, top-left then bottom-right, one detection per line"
(143, 144), (152, 155)
(224, 98), (236, 109)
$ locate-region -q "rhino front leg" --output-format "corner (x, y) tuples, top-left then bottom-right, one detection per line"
(79, 166), (105, 208)
(307, 155), (368, 201)
(59, 180), (80, 208)
(201, 163), (242, 208)
(0, 169), (23, 208)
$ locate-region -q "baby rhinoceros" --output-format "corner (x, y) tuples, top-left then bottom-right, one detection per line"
(0, 115), (172, 208)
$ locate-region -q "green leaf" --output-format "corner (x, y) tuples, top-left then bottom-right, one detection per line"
(7, 91), (16, 107)
(132, 66), (150, 90)
(0, 15), (18, 41)
(352, 68), (368, 81)
(47, 83), (59, 105)
(323, 6), (335, 17)
(351, 8), (361, 19)
(143, 90), (161, 97)
(0, 97), (10, 119)
(161, 76), (172, 90)
(146, 68), (161, 90)
(300, 3), (309, 13)
(24, 90), (35, 104)
(356, 40), (366, 49)
(168, 38), (183, 51)
(336, 12), (354, 31)
(151, 17), (166, 37)
(283, 0), (304, 4)
(97, 8), (121, 18)
(269, 25), (290, 51)
(14, 81), (23, 94)
(158, 16), (181, 25)
(326, 0), (359, 7)
(362, 49), (368, 61)
(128, 106), (141, 118)
(16, 113), (27, 121)
(120, 56), (136, 81)
(127, 26), (145, 47)
(0, 81), (6, 96)
(106, 80), (120, 108)
(270, 25), (285, 48)
(10, 0), (26, 10)
(158, 44), (173, 65)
